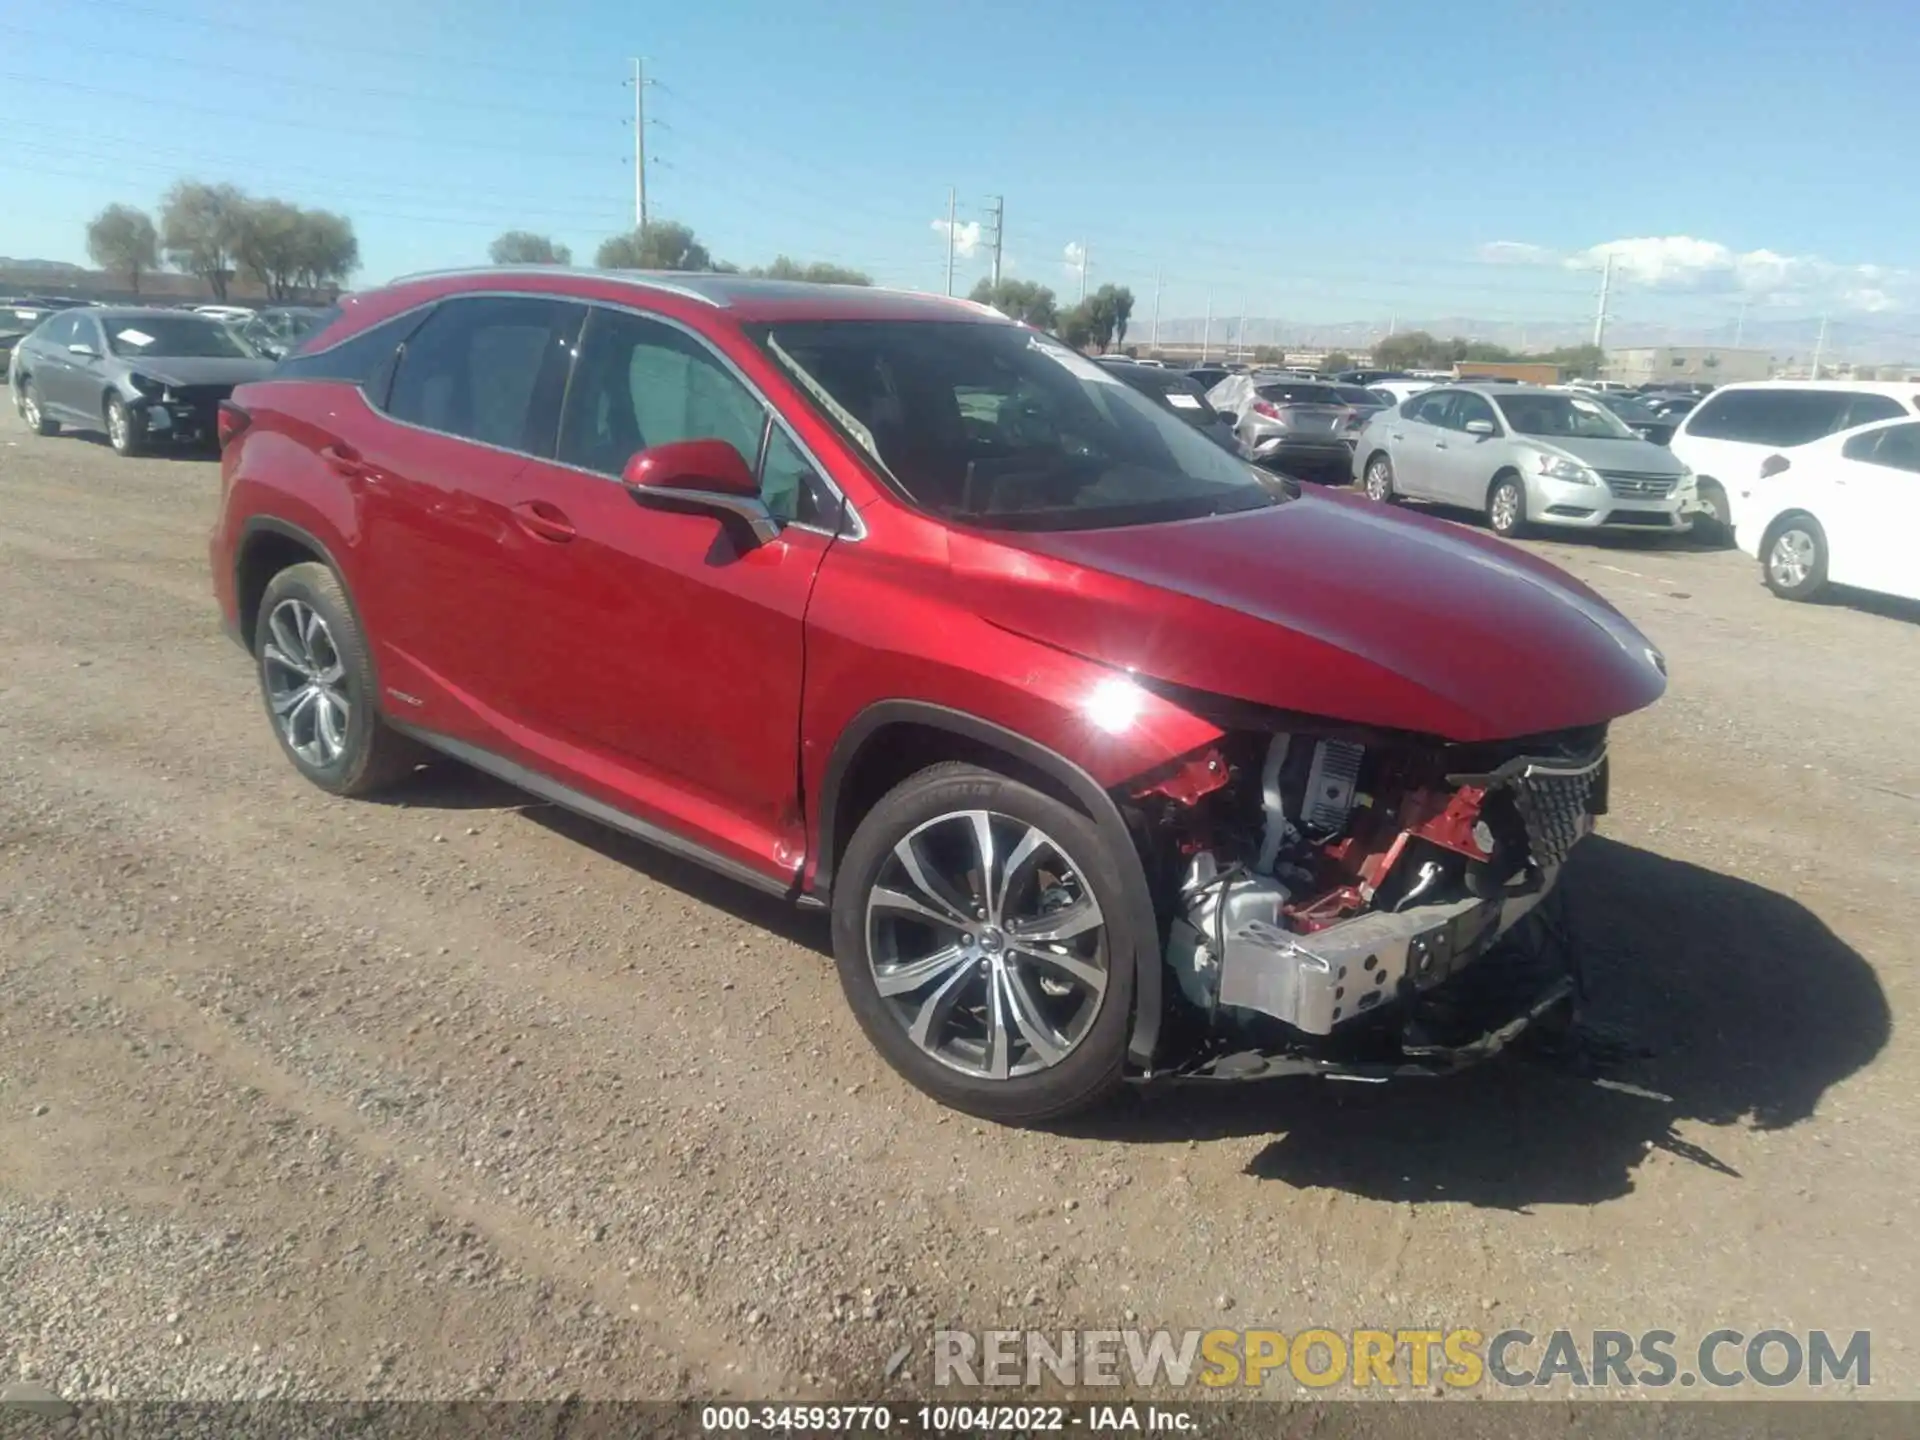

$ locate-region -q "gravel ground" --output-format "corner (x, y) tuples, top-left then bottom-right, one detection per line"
(3, 410), (1918, 1405)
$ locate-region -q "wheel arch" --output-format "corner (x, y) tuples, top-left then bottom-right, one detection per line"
(812, 700), (1164, 1069)
(234, 517), (363, 660)
(1485, 464), (1525, 505)
(1759, 506), (1824, 554)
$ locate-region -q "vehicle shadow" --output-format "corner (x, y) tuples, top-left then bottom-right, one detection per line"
(377, 756), (834, 955)
(1816, 586), (1920, 626)
(1074, 837), (1889, 1209)
(64, 430), (216, 463)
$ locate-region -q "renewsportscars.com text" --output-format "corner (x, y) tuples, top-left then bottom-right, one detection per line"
(933, 1327), (1871, 1391)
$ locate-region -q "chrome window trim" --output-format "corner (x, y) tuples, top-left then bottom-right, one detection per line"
(332, 288), (865, 543)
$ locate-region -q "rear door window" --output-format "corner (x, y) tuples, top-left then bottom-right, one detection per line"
(1686, 389), (1851, 446)
(385, 296), (584, 456)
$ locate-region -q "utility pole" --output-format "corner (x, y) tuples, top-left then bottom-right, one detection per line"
(1150, 269), (1161, 352)
(1201, 292), (1212, 363)
(984, 196), (1004, 289)
(1591, 252), (1614, 351)
(1811, 314), (1828, 379)
(629, 58), (648, 231)
(1735, 295), (1748, 347)
(1238, 299), (1249, 362)
(944, 187), (956, 297)
(1078, 244), (1089, 302)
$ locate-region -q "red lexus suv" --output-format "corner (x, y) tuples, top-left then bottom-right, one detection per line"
(210, 269), (1667, 1122)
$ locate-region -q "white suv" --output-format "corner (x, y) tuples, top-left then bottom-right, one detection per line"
(1668, 380), (1920, 536)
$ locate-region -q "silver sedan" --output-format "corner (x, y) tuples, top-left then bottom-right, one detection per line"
(1350, 384), (1698, 539)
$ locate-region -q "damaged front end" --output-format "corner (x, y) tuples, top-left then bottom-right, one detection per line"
(1126, 716), (1608, 1081)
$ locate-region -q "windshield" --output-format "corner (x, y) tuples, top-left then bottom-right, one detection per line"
(1494, 391), (1639, 440)
(105, 315), (254, 359)
(756, 320), (1283, 530)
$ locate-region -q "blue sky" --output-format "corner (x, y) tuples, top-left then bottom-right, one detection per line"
(5, 0), (1919, 351)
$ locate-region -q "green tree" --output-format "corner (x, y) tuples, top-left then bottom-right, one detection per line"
(1084, 283), (1134, 351)
(160, 180), (248, 300)
(749, 255), (872, 285)
(596, 220), (712, 271)
(233, 197), (307, 299)
(967, 277), (1059, 330)
(290, 209), (359, 293)
(489, 231), (571, 266)
(85, 204), (159, 294)
(1322, 350), (1354, 373)
(1056, 300), (1097, 350)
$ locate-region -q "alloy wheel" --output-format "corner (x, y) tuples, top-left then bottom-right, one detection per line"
(1768, 529), (1816, 589)
(1491, 482), (1523, 533)
(1364, 457), (1392, 502)
(107, 400), (130, 451)
(261, 598), (351, 767)
(864, 809), (1108, 1081)
(22, 392), (41, 429)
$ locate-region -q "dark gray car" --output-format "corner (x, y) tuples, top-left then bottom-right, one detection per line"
(1099, 359), (1245, 455)
(11, 307), (272, 455)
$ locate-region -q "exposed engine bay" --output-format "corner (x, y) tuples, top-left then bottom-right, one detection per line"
(1126, 719), (1610, 1073)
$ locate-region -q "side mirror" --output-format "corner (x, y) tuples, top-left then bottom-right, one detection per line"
(67, 342), (98, 358)
(622, 438), (779, 545)
(1464, 418), (1496, 437)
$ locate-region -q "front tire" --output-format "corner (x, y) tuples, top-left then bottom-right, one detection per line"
(105, 394), (143, 456)
(1762, 515), (1828, 601)
(832, 762), (1134, 1124)
(1362, 452), (1397, 504)
(1488, 474), (1529, 538)
(253, 562), (424, 796)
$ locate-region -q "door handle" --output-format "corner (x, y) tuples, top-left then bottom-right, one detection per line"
(511, 500), (576, 543)
(320, 443), (369, 479)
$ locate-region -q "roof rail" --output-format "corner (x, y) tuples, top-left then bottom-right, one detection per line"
(380, 265), (725, 307)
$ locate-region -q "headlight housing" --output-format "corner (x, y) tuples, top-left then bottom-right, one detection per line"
(1538, 454), (1598, 485)
(126, 373), (164, 399)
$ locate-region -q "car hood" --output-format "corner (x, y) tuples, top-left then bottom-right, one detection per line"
(1531, 435), (1688, 473)
(949, 489), (1666, 742)
(116, 356), (274, 387)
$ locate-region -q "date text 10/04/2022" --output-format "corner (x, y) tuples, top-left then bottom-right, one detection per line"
(698, 1405), (1194, 1432)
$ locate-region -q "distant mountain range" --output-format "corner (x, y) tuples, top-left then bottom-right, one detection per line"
(1146, 315), (1911, 364)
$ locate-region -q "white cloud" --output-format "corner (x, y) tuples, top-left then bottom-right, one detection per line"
(1062, 241), (1086, 274)
(931, 217), (981, 258)
(1482, 233), (1912, 314)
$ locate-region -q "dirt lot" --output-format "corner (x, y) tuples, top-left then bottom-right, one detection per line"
(3, 411), (1918, 1404)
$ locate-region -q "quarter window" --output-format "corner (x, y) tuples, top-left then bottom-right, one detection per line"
(385, 296), (583, 456)
(1845, 422), (1920, 474)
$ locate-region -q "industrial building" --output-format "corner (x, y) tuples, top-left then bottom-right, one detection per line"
(1603, 346), (1773, 386)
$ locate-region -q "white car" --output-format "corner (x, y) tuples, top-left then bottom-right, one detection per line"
(1365, 379), (1434, 406)
(1668, 380), (1920, 536)
(1734, 415), (1920, 603)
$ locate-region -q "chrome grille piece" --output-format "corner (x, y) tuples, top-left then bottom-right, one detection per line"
(1600, 472), (1677, 499)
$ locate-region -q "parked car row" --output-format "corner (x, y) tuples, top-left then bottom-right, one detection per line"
(1339, 377), (1919, 606)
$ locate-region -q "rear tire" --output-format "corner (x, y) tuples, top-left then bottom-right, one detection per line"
(1362, 452), (1397, 504)
(19, 380), (57, 435)
(831, 761), (1134, 1125)
(1488, 473), (1529, 538)
(1761, 515), (1828, 602)
(253, 562), (425, 796)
